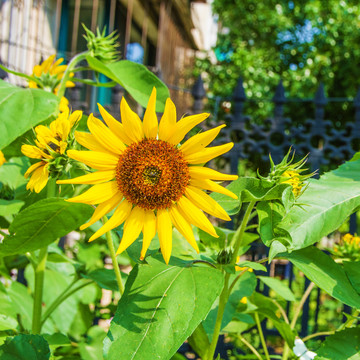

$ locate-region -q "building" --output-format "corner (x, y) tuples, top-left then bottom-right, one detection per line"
(0, 0), (216, 115)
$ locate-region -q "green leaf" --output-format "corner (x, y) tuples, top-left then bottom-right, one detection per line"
(78, 326), (106, 360)
(203, 271), (257, 339)
(86, 57), (169, 111)
(276, 159), (360, 255)
(258, 276), (295, 301)
(0, 200), (24, 218)
(0, 198), (93, 256)
(0, 334), (50, 360)
(283, 246), (360, 308)
(0, 157), (30, 190)
(0, 80), (59, 150)
(236, 261), (267, 272)
(104, 257), (224, 360)
(0, 315), (17, 331)
(343, 261), (360, 295)
(188, 323), (210, 359)
(82, 268), (125, 291)
(211, 177), (293, 215)
(315, 327), (360, 359)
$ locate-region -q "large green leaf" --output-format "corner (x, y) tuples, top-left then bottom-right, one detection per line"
(0, 157), (30, 190)
(343, 261), (360, 295)
(103, 257), (224, 360)
(258, 276), (295, 301)
(0, 80), (59, 150)
(283, 247), (360, 308)
(315, 327), (360, 359)
(0, 198), (93, 256)
(86, 57), (169, 112)
(211, 177), (293, 215)
(275, 159), (360, 254)
(0, 334), (50, 360)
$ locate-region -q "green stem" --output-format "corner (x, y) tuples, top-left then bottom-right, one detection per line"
(231, 201), (257, 265)
(31, 179), (57, 334)
(255, 312), (270, 360)
(41, 279), (92, 327)
(282, 282), (315, 360)
(31, 247), (48, 334)
(103, 217), (124, 295)
(72, 78), (117, 87)
(206, 201), (257, 360)
(238, 334), (264, 360)
(302, 331), (334, 342)
(0, 63), (43, 86)
(206, 274), (230, 360)
(57, 52), (88, 98)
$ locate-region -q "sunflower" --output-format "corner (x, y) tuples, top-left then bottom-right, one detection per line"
(0, 151), (6, 166)
(57, 88), (238, 263)
(22, 109), (82, 193)
(28, 55), (75, 94)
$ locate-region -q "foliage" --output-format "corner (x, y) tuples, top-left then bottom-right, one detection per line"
(196, 0), (360, 120)
(1, 25), (360, 360)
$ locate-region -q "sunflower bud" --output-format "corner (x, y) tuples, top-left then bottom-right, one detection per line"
(83, 24), (120, 64)
(216, 249), (233, 265)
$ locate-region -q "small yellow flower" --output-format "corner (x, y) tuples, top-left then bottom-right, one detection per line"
(28, 55), (75, 94)
(240, 297), (247, 304)
(57, 88), (238, 264)
(22, 110), (82, 193)
(282, 170), (303, 197)
(0, 151), (6, 166)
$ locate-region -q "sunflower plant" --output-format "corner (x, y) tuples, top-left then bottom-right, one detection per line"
(1, 28), (360, 360)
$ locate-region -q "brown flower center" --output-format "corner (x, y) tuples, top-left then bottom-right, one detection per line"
(116, 139), (190, 210)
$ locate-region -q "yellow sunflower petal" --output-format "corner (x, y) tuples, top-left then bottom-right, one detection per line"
(57, 169), (115, 185)
(143, 87), (158, 139)
(166, 113), (210, 145)
(75, 131), (105, 152)
(185, 186), (231, 221)
(21, 144), (51, 159)
(67, 150), (119, 170)
(89, 199), (133, 242)
(158, 98), (177, 141)
(169, 206), (199, 253)
(27, 163), (49, 193)
(191, 178), (238, 200)
(87, 114), (126, 155)
(177, 196), (218, 238)
(24, 161), (44, 178)
(66, 181), (119, 204)
(189, 166), (238, 181)
(98, 103), (133, 145)
(116, 206), (145, 254)
(35, 124), (54, 139)
(140, 210), (157, 260)
(157, 209), (173, 264)
(120, 97), (144, 142)
(68, 110), (82, 128)
(185, 142), (234, 164)
(80, 192), (124, 230)
(180, 125), (226, 156)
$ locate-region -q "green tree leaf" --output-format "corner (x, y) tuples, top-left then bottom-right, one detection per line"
(81, 268), (126, 291)
(0, 80), (59, 150)
(103, 257), (224, 360)
(258, 276), (295, 301)
(0, 198), (93, 256)
(343, 261), (360, 295)
(0, 314), (17, 331)
(275, 159), (360, 255)
(0, 334), (50, 360)
(0, 157), (30, 190)
(315, 327), (360, 359)
(86, 57), (169, 112)
(283, 246), (360, 308)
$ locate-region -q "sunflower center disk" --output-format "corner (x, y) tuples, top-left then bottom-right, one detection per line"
(116, 139), (190, 210)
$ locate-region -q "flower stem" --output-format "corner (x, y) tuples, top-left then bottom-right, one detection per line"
(282, 282), (315, 360)
(57, 52), (88, 98)
(41, 279), (93, 327)
(31, 246), (48, 334)
(103, 217), (124, 295)
(255, 312), (270, 360)
(206, 200), (257, 360)
(238, 334), (264, 360)
(31, 179), (56, 334)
